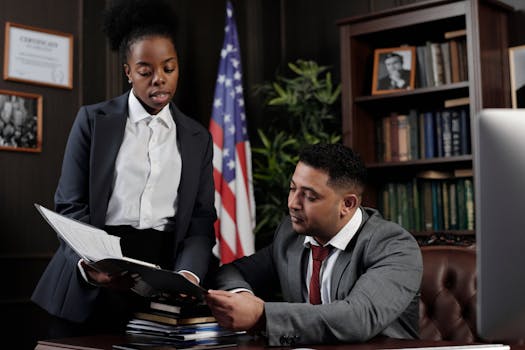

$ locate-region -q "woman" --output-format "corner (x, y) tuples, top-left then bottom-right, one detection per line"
(32, 0), (216, 337)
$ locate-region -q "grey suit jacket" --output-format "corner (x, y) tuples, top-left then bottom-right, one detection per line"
(213, 207), (423, 346)
(32, 92), (217, 322)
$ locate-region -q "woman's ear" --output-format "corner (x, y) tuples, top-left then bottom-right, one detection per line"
(124, 64), (131, 83)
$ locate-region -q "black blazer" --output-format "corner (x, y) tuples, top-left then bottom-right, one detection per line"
(32, 92), (217, 322)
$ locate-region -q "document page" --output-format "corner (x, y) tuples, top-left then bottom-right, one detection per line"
(35, 204), (123, 262)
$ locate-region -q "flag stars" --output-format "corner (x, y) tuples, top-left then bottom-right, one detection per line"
(218, 75), (226, 84)
(214, 99), (222, 108)
(235, 85), (243, 94)
(223, 148), (230, 158)
(224, 114), (231, 123)
(240, 113), (246, 121)
(227, 159), (235, 170)
(225, 79), (232, 87)
(228, 125), (236, 134)
(234, 71), (242, 80)
(229, 90), (235, 98)
(238, 99), (244, 107)
(230, 58), (240, 68)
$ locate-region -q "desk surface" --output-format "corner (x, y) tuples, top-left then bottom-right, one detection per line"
(34, 336), (525, 350)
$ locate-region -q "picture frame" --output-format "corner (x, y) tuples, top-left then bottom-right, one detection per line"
(509, 45), (525, 108)
(372, 46), (416, 95)
(3, 22), (73, 89)
(0, 89), (43, 153)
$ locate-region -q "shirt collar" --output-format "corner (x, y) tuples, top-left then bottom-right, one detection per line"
(303, 207), (363, 251)
(127, 90), (173, 129)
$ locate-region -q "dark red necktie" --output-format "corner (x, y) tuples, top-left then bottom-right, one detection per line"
(309, 245), (331, 305)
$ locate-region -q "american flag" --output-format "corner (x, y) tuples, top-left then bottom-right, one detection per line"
(209, 1), (255, 264)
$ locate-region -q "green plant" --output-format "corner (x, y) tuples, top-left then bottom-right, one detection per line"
(252, 59), (342, 241)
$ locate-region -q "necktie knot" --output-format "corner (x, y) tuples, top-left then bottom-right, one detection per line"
(311, 244), (331, 262)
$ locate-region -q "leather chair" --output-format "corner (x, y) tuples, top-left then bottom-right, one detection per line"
(419, 245), (478, 342)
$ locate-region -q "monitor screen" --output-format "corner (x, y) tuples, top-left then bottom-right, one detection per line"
(475, 108), (525, 341)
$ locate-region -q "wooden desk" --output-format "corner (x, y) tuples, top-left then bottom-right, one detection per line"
(34, 335), (525, 350)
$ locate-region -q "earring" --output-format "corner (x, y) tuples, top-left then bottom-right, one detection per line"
(128, 79), (132, 84)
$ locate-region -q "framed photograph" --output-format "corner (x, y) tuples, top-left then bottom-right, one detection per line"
(509, 45), (525, 108)
(3, 22), (73, 89)
(0, 89), (43, 152)
(372, 46), (416, 95)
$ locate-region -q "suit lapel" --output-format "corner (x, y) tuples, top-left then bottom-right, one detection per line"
(170, 105), (200, 238)
(287, 237), (309, 302)
(330, 208), (371, 300)
(90, 94), (128, 227)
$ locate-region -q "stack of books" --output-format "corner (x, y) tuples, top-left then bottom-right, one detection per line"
(119, 299), (244, 349)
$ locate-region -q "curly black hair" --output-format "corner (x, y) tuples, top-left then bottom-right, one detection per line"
(298, 143), (367, 194)
(102, 0), (178, 61)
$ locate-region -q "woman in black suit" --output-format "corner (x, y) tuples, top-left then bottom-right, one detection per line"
(32, 0), (216, 337)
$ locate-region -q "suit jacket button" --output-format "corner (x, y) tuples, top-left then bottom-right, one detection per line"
(280, 336), (288, 345)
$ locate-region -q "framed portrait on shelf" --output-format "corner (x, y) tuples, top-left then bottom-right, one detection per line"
(3, 22), (73, 89)
(0, 89), (43, 153)
(372, 46), (416, 95)
(509, 45), (525, 108)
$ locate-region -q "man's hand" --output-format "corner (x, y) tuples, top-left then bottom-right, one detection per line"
(206, 290), (265, 332)
(80, 260), (134, 291)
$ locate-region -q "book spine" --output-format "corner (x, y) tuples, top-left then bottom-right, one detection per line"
(390, 113), (400, 162)
(430, 42), (445, 86)
(425, 41), (435, 87)
(419, 112), (426, 159)
(423, 181), (433, 230)
(440, 42), (452, 85)
(434, 111), (443, 157)
(424, 112), (435, 158)
(416, 45), (428, 88)
(456, 179), (466, 229)
(397, 114), (409, 162)
(441, 109), (452, 157)
(460, 108), (471, 155)
(465, 178), (475, 230)
(449, 181), (458, 230)
(451, 109), (461, 156)
(449, 39), (460, 83)
(408, 109), (419, 160)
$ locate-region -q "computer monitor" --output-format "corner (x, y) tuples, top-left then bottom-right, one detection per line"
(475, 108), (525, 341)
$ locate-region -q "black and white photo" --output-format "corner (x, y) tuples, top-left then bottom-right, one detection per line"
(0, 90), (42, 152)
(372, 47), (416, 95)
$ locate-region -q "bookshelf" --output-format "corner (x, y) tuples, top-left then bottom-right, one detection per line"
(337, 0), (512, 245)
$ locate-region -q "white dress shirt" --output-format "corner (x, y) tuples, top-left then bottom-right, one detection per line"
(105, 91), (182, 231)
(303, 207), (363, 304)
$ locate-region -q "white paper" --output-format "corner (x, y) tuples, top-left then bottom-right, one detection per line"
(36, 204), (123, 262)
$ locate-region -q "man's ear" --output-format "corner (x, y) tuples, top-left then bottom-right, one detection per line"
(341, 193), (359, 215)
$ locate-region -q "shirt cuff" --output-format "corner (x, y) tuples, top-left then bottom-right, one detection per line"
(77, 259), (100, 287)
(228, 288), (254, 294)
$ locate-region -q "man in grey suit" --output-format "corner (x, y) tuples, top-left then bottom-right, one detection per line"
(206, 143), (422, 346)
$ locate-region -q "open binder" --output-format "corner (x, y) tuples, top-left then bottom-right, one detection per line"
(35, 203), (207, 301)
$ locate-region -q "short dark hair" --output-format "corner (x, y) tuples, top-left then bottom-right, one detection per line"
(102, 0), (178, 62)
(384, 52), (403, 63)
(298, 143), (367, 194)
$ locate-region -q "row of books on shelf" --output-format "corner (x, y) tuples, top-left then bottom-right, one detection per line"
(375, 106), (470, 163)
(378, 170), (474, 232)
(416, 29), (468, 88)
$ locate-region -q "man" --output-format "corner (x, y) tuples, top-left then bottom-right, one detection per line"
(378, 52), (411, 90)
(206, 143), (423, 346)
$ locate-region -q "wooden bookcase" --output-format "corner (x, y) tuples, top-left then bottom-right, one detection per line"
(337, 0), (512, 243)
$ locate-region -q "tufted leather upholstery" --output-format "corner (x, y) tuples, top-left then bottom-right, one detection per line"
(419, 246), (478, 342)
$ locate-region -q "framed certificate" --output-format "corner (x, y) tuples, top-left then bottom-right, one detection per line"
(509, 45), (525, 108)
(3, 22), (73, 89)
